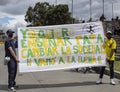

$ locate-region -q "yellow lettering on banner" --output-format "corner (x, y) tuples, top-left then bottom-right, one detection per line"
(44, 47), (48, 56)
(78, 45), (83, 54)
(92, 56), (96, 63)
(56, 39), (64, 46)
(52, 47), (58, 55)
(51, 58), (56, 65)
(41, 39), (48, 47)
(75, 36), (82, 45)
(32, 48), (40, 57)
(67, 56), (71, 63)
(40, 59), (47, 66)
(78, 56), (81, 63)
(28, 38), (37, 48)
(21, 48), (27, 58)
(89, 34), (96, 44)
(66, 46), (71, 54)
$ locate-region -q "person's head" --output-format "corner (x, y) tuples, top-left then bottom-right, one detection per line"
(6, 29), (15, 38)
(106, 31), (112, 40)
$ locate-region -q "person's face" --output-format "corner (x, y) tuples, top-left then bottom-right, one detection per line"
(106, 33), (112, 39)
(7, 33), (13, 38)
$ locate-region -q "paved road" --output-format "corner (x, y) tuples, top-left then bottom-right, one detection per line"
(0, 45), (120, 92)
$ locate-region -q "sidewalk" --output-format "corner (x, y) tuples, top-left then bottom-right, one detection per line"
(0, 46), (120, 92)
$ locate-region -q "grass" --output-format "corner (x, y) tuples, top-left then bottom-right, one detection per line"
(106, 59), (120, 72)
(114, 60), (120, 72)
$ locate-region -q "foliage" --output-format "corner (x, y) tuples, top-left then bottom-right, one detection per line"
(25, 2), (72, 26)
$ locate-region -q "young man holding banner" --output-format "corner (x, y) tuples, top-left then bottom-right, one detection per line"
(96, 31), (116, 85)
(4, 29), (19, 92)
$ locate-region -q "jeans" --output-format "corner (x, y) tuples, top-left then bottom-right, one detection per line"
(99, 60), (114, 79)
(7, 58), (17, 88)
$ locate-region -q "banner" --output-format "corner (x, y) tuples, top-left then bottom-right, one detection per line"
(18, 21), (106, 73)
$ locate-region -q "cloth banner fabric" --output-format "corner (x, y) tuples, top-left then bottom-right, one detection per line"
(18, 21), (106, 73)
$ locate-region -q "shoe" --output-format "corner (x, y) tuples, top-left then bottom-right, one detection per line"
(110, 79), (116, 85)
(8, 87), (16, 92)
(14, 85), (19, 89)
(96, 78), (102, 84)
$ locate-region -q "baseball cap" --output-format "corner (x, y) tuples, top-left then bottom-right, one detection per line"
(6, 29), (15, 34)
(106, 31), (112, 34)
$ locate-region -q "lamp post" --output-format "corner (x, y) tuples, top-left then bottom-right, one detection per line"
(90, 0), (92, 21)
(71, 0), (73, 23)
(103, 0), (104, 15)
(112, 2), (114, 18)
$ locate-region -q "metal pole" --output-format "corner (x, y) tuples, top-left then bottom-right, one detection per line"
(103, 0), (104, 15)
(71, 0), (73, 23)
(90, 0), (92, 21)
(112, 2), (114, 18)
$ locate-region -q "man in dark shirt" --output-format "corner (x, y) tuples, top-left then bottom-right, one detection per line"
(5, 29), (19, 92)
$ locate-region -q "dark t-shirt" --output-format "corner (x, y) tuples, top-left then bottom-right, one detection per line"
(5, 39), (16, 59)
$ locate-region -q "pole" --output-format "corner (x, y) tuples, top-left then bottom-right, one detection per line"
(103, 0), (104, 15)
(90, 0), (92, 21)
(112, 2), (114, 18)
(71, 0), (73, 23)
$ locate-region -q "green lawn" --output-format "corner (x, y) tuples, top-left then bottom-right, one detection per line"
(114, 60), (120, 72)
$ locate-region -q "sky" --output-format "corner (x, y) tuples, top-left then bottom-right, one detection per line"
(0, 0), (120, 31)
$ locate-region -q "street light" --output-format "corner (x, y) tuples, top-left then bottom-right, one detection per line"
(90, 0), (92, 21)
(112, 2), (114, 18)
(71, 0), (73, 23)
(103, 0), (104, 15)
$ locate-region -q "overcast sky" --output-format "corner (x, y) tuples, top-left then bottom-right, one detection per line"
(0, 0), (120, 30)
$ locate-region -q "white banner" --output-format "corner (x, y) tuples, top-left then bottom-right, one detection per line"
(18, 21), (106, 73)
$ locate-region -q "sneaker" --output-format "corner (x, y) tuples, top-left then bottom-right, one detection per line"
(96, 78), (102, 84)
(8, 87), (16, 92)
(110, 79), (116, 85)
(14, 85), (19, 89)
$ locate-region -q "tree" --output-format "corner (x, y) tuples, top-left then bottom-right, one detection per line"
(25, 2), (72, 26)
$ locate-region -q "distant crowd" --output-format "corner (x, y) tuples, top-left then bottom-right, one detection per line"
(100, 15), (120, 36)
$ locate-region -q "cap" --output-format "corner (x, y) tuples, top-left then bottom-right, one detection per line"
(106, 31), (112, 34)
(6, 29), (15, 34)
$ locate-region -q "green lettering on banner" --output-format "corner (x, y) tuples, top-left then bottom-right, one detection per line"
(48, 39), (56, 47)
(84, 35), (90, 44)
(46, 58), (51, 65)
(50, 30), (54, 38)
(21, 39), (27, 48)
(48, 48), (52, 55)
(36, 38), (43, 47)
(62, 28), (69, 38)
(97, 34), (103, 43)
(28, 49), (34, 58)
(61, 47), (66, 55)
(73, 45), (78, 54)
(59, 57), (65, 64)
(88, 56), (92, 63)
(34, 58), (40, 66)
(39, 48), (45, 56)
(72, 56), (76, 63)
(38, 30), (45, 38)
(64, 39), (72, 46)
(20, 29), (28, 38)
(96, 45), (100, 54)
